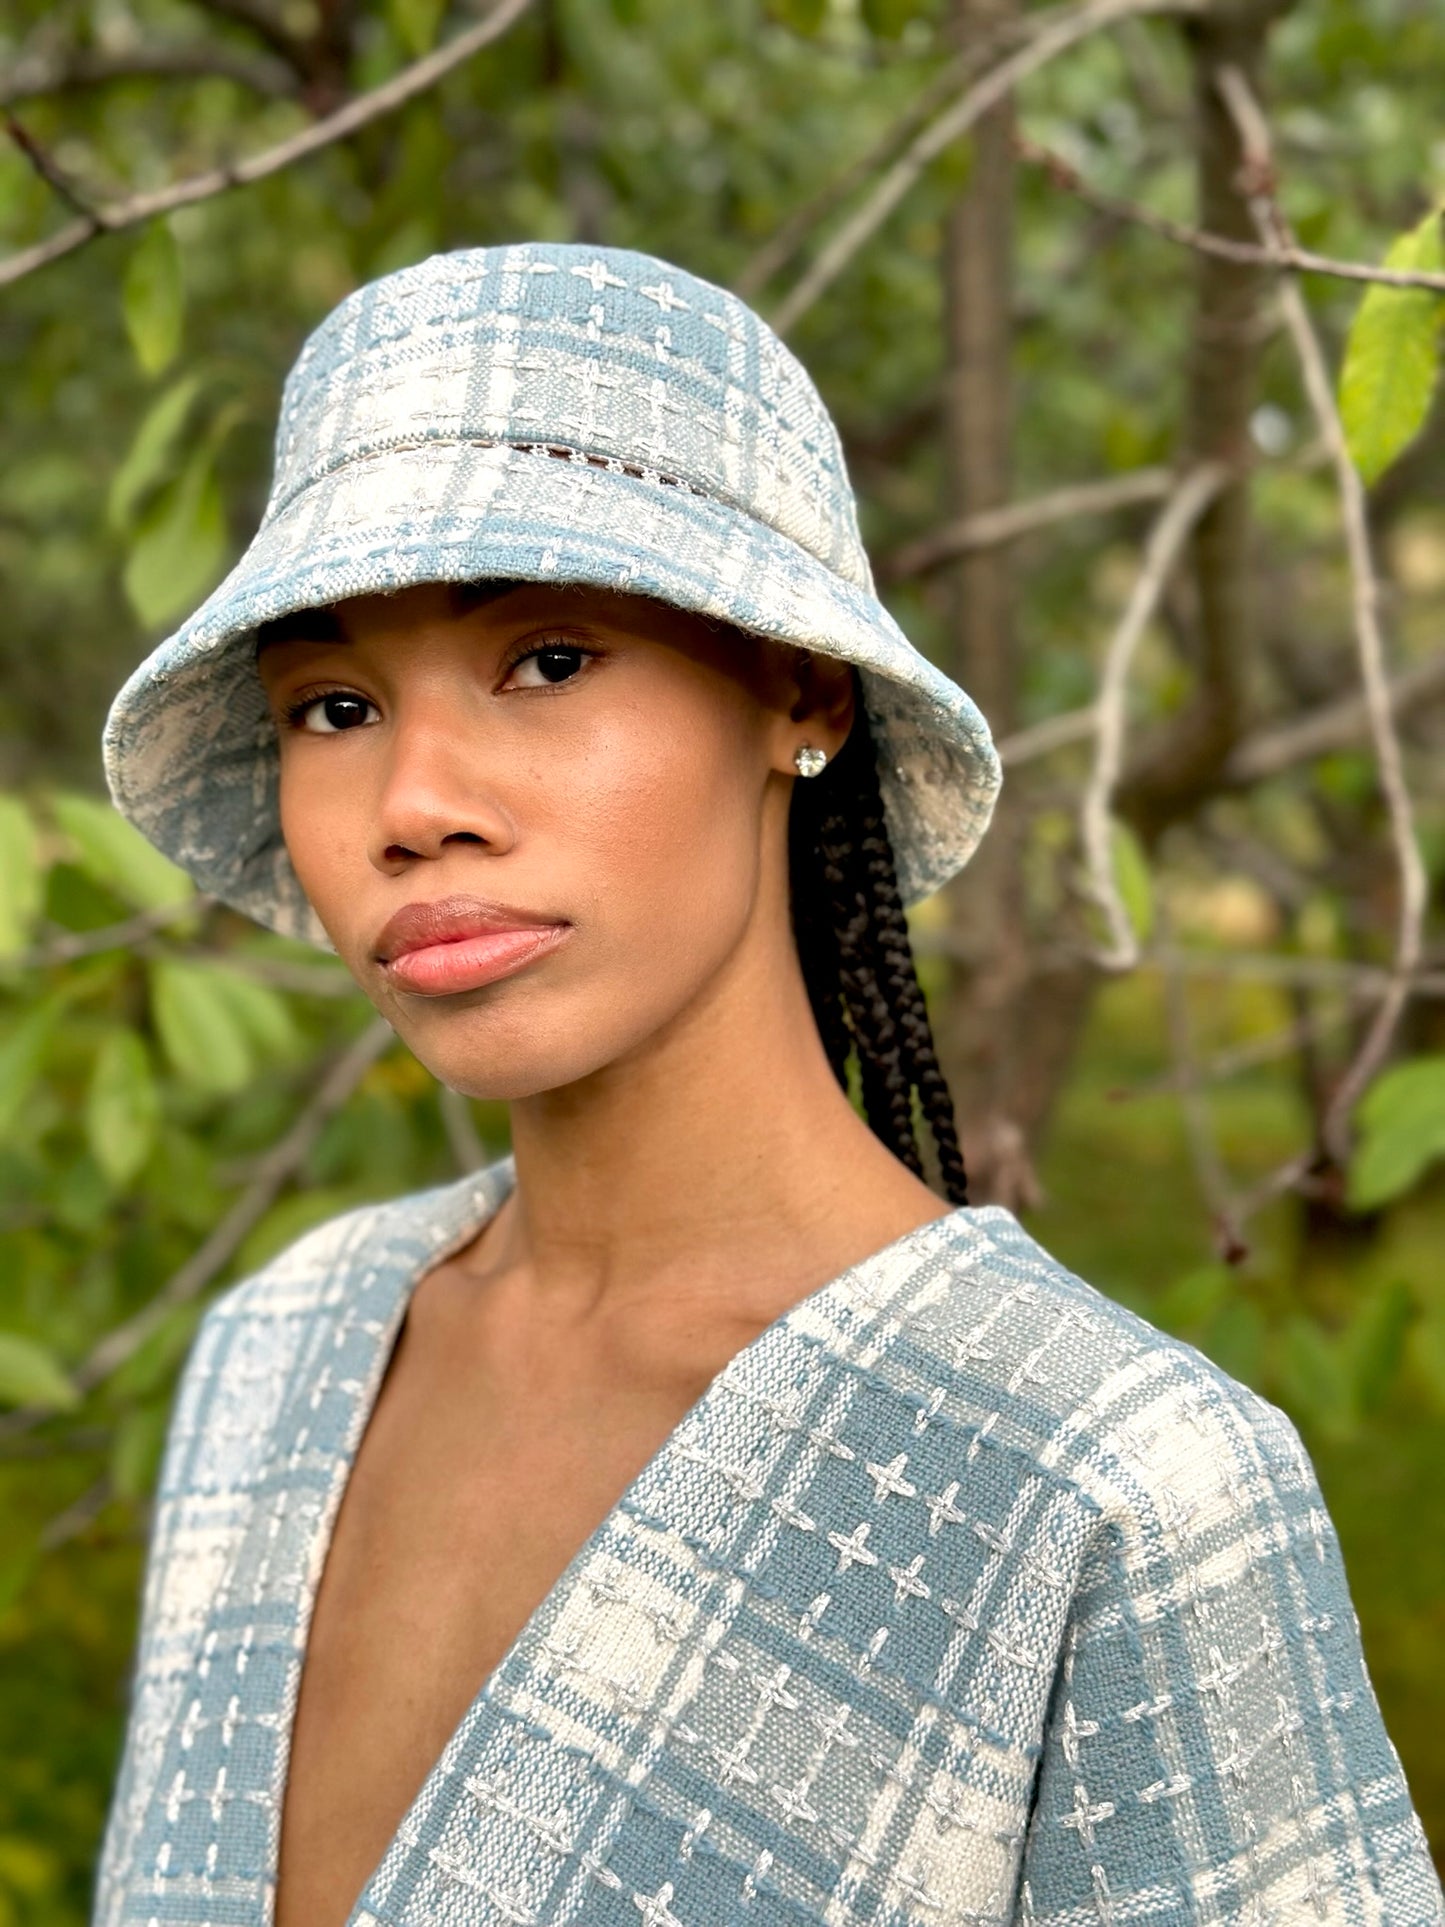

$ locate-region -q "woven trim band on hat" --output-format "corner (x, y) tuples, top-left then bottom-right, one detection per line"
(101, 241), (1003, 948)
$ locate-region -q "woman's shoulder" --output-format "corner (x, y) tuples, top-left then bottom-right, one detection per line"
(912, 1202), (1316, 1543)
(198, 1154), (515, 1336)
(163, 1157), (516, 1481)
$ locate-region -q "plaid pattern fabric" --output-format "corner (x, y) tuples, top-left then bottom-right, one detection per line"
(100, 241), (1003, 943)
(92, 1158), (1443, 1927)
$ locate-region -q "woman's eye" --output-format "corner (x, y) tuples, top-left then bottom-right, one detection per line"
(286, 691), (379, 733)
(504, 644), (593, 689)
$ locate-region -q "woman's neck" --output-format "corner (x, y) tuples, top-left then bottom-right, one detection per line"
(460, 910), (952, 1331)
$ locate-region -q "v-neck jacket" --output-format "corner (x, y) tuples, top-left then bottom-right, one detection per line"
(91, 1156), (1443, 1927)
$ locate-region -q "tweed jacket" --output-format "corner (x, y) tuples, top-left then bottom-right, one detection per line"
(91, 1155), (1443, 1927)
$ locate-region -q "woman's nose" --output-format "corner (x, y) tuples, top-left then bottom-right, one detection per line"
(366, 707), (517, 872)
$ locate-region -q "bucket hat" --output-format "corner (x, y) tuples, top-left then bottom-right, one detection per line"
(101, 240), (1002, 949)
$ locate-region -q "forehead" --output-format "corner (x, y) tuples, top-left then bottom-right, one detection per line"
(252, 579), (535, 655)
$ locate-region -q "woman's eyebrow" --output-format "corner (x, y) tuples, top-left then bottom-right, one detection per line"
(254, 608), (347, 655)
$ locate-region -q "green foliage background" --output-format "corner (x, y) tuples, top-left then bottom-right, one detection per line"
(2, 0), (1445, 1917)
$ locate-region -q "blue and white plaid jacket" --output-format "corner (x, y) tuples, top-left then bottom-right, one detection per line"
(92, 1156), (1443, 1927)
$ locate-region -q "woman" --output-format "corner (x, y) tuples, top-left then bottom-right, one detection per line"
(93, 241), (1441, 1927)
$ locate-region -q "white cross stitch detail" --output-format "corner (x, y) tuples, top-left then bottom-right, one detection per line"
(570, 260), (627, 294)
(641, 280), (690, 312)
(925, 1481), (966, 1535)
(771, 1778), (821, 1826)
(741, 1849), (774, 1905)
(713, 1736), (761, 1788)
(1061, 1782), (1115, 1852)
(634, 1882), (683, 1927)
(828, 1520), (879, 1572)
(890, 1554), (931, 1605)
(865, 1452), (917, 1503)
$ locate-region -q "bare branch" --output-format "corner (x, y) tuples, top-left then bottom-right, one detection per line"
(768, 0), (1207, 336)
(0, 43), (299, 107)
(1225, 650), (1445, 784)
(911, 921), (1445, 997)
(80, 1016), (395, 1390)
(0, 0), (536, 291)
(990, 647), (1445, 781)
(1215, 62), (1431, 1169)
(439, 1084), (489, 1173)
(1016, 128), (1445, 295)
(38, 1475), (115, 1552)
(3, 110), (102, 222)
(0, 1016), (397, 1440)
(9, 896), (217, 969)
(184, 0), (308, 69)
(1154, 905), (1249, 1262)
(879, 466), (1176, 580)
(1078, 459), (1233, 969)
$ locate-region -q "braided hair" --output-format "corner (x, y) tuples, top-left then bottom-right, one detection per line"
(789, 676), (970, 1207)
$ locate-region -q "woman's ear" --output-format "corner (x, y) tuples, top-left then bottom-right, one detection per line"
(788, 649), (857, 762)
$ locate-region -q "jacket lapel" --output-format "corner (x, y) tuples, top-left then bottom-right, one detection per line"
(347, 1204), (980, 1927)
(119, 1159), (990, 1927)
(117, 1156), (518, 1927)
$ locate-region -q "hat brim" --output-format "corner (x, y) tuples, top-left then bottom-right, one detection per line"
(102, 439), (1002, 947)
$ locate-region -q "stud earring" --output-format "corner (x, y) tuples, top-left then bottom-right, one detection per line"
(794, 744), (828, 778)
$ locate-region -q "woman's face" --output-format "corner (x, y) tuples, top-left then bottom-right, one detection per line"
(254, 580), (853, 1099)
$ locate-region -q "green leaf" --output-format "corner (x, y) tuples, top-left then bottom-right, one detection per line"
(48, 790), (194, 912)
(122, 221), (186, 377)
(1339, 207), (1445, 486)
(122, 439), (228, 631)
(0, 1533), (41, 1621)
(389, 0), (447, 56)
(0, 794), (41, 958)
(1277, 1315), (1355, 1438)
(0, 1331), (80, 1410)
(1108, 815), (1155, 942)
(0, 1000), (61, 1141)
(110, 1402), (171, 1502)
(1153, 1262), (1232, 1335)
(766, 0), (829, 30)
(861, 0), (924, 33)
(1346, 1053), (1445, 1209)
(200, 967), (303, 1064)
(108, 372), (208, 534)
(1345, 1277), (1415, 1416)
(85, 1029), (161, 1188)
(149, 957), (255, 1094)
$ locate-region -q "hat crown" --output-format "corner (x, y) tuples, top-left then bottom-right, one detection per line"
(267, 241), (873, 590)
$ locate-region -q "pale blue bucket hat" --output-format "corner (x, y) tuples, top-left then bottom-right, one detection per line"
(101, 240), (1002, 949)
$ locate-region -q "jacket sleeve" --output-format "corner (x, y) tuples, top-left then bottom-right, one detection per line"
(88, 1297), (231, 1927)
(1017, 1370), (1444, 1926)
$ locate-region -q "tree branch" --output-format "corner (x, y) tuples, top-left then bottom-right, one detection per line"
(1078, 459), (1233, 969)
(1014, 127), (1445, 295)
(2, 110), (103, 222)
(768, 0), (1207, 336)
(184, 0), (308, 70)
(0, 0), (536, 291)
(1215, 61), (1431, 1169)
(990, 640), (1445, 779)
(0, 43), (299, 107)
(879, 466), (1176, 579)
(0, 1015), (397, 1441)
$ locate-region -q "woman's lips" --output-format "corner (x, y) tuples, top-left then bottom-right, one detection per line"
(383, 923), (572, 996)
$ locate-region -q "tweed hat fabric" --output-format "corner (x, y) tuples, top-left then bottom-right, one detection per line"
(101, 241), (1003, 947)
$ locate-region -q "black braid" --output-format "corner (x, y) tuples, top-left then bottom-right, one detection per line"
(789, 679), (971, 1206)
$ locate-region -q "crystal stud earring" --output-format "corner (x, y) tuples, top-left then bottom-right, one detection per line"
(794, 744), (828, 778)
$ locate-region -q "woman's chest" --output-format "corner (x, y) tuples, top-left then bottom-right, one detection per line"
(273, 1331), (716, 1927)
